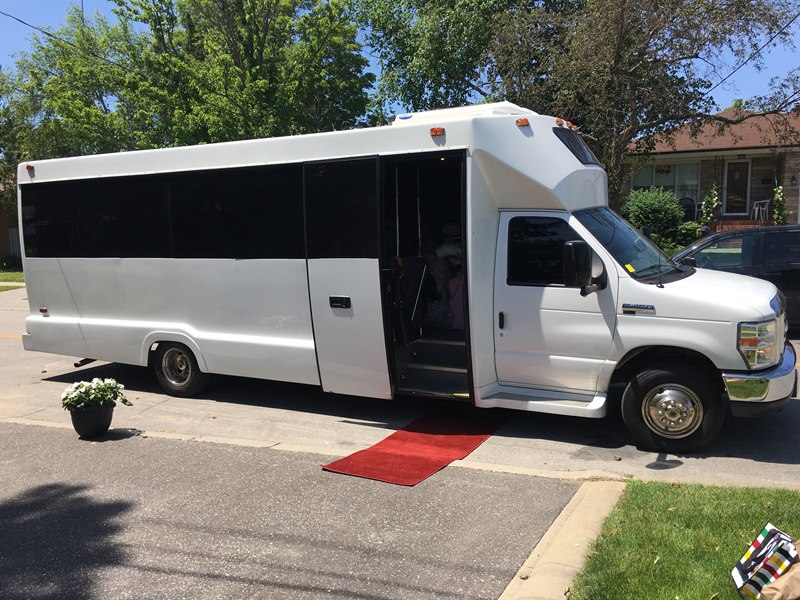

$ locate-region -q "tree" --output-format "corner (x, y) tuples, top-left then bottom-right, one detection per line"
(552, 0), (798, 204)
(0, 0), (374, 161)
(356, 0), (515, 111)
(359, 0), (800, 205)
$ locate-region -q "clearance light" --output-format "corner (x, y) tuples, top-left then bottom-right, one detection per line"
(566, 121), (573, 128)
(39, 307), (48, 315)
(516, 118), (530, 127)
(26, 164), (34, 173)
(555, 118), (564, 126)
(430, 127), (445, 137)
(571, 125), (578, 131)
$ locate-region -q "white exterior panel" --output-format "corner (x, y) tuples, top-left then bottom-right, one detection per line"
(307, 259), (391, 399)
(23, 258), (319, 385)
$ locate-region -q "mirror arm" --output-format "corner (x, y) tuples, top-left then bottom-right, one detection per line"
(580, 283), (599, 297)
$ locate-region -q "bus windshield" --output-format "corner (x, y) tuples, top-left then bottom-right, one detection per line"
(574, 207), (686, 281)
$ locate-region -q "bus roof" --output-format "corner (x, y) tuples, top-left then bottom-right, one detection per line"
(390, 102), (537, 126)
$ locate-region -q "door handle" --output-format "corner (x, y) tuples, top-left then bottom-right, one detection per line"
(498, 311), (505, 329)
(329, 296), (352, 309)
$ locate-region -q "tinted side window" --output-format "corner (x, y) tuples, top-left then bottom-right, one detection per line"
(22, 183), (76, 258)
(21, 180), (122, 258)
(764, 231), (800, 265)
(305, 159), (379, 259)
(507, 217), (581, 286)
(694, 235), (754, 269)
(233, 165), (304, 259)
(170, 172), (234, 258)
(117, 178), (172, 258)
(552, 128), (601, 166)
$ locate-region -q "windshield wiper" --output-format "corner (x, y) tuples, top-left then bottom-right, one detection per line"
(634, 264), (678, 278)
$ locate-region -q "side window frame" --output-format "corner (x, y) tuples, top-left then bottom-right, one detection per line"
(506, 215), (583, 287)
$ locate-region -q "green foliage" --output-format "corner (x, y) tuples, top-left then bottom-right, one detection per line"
(0, 255), (23, 272)
(0, 0), (375, 200)
(356, 0), (512, 111)
(674, 220), (703, 247)
(772, 185), (791, 225)
(621, 188), (683, 247)
(357, 0), (798, 204)
(571, 481), (800, 600)
(700, 182), (721, 229)
(0, 269), (24, 282)
(61, 378), (132, 410)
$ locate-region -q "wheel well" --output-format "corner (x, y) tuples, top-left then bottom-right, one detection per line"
(147, 338), (206, 373)
(147, 341), (192, 368)
(611, 346), (724, 391)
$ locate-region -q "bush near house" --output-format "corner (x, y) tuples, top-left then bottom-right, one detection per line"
(621, 187), (694, 253)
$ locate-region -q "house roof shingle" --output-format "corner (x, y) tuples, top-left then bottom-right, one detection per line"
(647, 109), (800, 154)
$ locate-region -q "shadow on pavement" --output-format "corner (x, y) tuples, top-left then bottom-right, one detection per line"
(88, 428), (143, 443)
(0, 483), (133, 600)
(44, 361), (800, 466)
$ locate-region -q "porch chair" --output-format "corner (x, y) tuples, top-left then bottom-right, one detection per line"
(751, 200), (770, 225)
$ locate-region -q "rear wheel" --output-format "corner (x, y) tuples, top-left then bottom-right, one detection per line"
(153, 343), (210, 397)
(621, 362), (723, 452)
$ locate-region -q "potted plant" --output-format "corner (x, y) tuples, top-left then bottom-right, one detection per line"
(61, 378), (132, 439)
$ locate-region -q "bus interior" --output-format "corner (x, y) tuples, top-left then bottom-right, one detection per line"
(381, 151), (471, 399)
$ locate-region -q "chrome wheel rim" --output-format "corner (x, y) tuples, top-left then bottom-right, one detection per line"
(641, 383), (704, 439)
(161, 347), (192, 388)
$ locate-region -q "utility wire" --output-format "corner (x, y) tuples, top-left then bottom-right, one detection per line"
(0, 8), (130, 73)
(705, 12), (800, 97)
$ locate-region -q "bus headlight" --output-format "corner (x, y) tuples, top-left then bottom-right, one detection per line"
(738, 319), (780, 370)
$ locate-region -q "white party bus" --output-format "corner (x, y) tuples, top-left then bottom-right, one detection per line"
(17, 102), (797, 451)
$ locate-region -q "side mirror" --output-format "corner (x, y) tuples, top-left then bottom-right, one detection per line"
(678, 256), (696, 267)
(563, 240), (599, 296)
(641, 226), (652, 238)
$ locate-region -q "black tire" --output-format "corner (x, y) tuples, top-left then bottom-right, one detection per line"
(153, 342), (211, 397)
(621, 362), (723, 452)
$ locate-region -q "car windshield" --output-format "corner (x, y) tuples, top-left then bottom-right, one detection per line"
(574, 207), (681, 281)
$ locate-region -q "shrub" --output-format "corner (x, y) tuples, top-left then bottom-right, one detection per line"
(0, 256), (22, 271)
(700, 183), (720, 229)
(772, 185), (791, 225)
(674, 221), (703, 247)
(621, 187), (683, 242)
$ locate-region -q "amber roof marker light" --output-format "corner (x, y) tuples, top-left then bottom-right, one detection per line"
(430, 127), (445, 137)
(516, 117), (530, 127)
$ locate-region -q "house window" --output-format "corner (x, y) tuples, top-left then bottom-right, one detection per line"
(631, 163), (699, 203)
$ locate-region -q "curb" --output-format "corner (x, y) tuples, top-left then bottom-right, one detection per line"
(498, 480), (627, 600)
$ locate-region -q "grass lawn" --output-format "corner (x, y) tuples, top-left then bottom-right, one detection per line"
(570, 481), (800, 600)
(0, 286), (24, 292)
(0, 271), (24, 283)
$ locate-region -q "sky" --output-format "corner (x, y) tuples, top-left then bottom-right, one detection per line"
(0, 0), (798, 113)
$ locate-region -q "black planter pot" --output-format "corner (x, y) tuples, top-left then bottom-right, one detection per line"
(69, 403), (115, 439)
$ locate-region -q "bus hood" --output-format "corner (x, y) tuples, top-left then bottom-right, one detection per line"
(619, 267), (779, 323)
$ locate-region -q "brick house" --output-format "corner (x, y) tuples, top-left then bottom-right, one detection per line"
(631, 110), (800, 230)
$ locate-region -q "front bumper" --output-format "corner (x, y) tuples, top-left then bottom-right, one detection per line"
(723, 342), (797, 417)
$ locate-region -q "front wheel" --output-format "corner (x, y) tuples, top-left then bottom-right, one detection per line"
(621, 362), (724, 452)
(153, 342), (211, 397)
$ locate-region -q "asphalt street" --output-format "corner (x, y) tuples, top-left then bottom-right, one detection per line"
(0, 422), (577, 600)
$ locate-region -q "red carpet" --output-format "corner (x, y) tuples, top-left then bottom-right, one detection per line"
(322, 409), (503, 486)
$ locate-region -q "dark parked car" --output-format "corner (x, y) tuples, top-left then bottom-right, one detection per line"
(672, 225), (800, 324)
